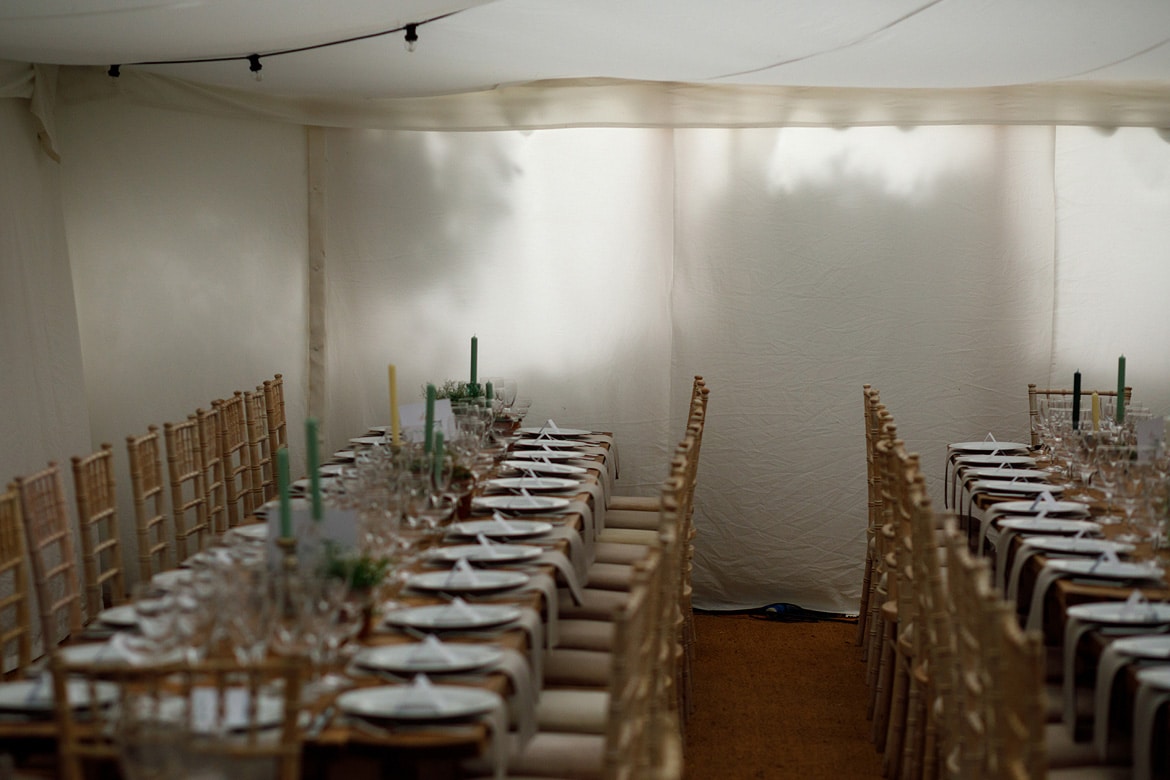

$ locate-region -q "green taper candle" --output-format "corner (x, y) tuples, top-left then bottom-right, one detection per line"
(306, 417), (322, 521)
(470, 335), (478, 388)
(1116, 355), (1126, 423)
(424, 383), (436, 453)
(277, 447), (292, 539)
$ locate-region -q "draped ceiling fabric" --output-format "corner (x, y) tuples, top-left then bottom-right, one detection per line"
(3, 2), (1170, 612)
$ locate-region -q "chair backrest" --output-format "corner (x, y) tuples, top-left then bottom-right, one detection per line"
(71, 444), (128, 613)
(163, 418), (212, 562)
(989, 609), (1046, 780)
(908, 478), (955, 780)
(244, 387), (276, 505)
(195, 406), (227, 536)
(126, 425), (170, 580)
(1027, 383), (1133, 448)
(214, 392), (254, 529)
(0, 488), (32, 679)
(263, 373), (288, 453)
(604, 545), (663, 780)
(943, 520), (996, 779)
(14, 463), (85, 647)
(51, 656), (304, 780)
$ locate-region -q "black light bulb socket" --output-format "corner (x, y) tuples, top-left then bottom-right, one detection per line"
(107, 64), (121, 78)
(404, 24), (419, 48)
(247, 54), (262, 74)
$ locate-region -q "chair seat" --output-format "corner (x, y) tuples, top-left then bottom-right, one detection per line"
(596, 527), (658, 546)
(555, 619), (615, 652)
(603, 507), (659, 531)
(544, 648), (612, 688)
(537, 689), (609, 734)
(607, 495), (660, 513)
(593, 541), (651, 565)
(558, 587), (630, 622)
(584, 562), (634, 592)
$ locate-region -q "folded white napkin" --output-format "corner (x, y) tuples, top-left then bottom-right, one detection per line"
(408, 635), (458, 665)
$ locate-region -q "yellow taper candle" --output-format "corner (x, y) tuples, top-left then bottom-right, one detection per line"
(1091, 392), (1100, 431)
(388, 364), (401, 446)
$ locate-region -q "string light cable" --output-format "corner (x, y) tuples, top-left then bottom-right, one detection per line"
(106, 9), (458, 79)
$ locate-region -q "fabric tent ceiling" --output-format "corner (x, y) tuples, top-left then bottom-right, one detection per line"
(3, 1), (1170, 100)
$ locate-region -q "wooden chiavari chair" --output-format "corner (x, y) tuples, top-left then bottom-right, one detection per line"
(858, 384), (883, 650)
(70, 445), (127, 612)
(262, 373), (287, 453)
(244, 387), (276, 504)
(14, 464), (84, 648)
(163, 418), (212, 563)
(214, 392), (254, 529)
(866, 413), (898, 724)
(195, 406), (227, 536)
(126, 425), (170, 580)
(0, 488), (32, 679)
(605, 375), (707, 522)
(467, 546), (668, 780)
(50, 656), (304, 780)
(1028, 383), (1133, 449)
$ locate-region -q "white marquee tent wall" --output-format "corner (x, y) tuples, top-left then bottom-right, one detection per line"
(2, 68), (1169, 612)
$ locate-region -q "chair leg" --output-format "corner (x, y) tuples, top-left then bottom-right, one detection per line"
(865, 587), (887, 709)
(900, 669), (926, 780)
(882, 652), (909, 773)
(872, 621), (897, 747)
(857, 553), (873, 647)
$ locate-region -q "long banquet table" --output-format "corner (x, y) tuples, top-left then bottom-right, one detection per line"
(0, 424), (623, 779)
(957, 446), (1170, 770)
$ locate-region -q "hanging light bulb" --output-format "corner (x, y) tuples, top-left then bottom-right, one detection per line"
(247, 54), (263, 81)
(404, 24), (419, 53)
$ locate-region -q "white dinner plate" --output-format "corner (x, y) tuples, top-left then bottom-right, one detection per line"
(1023, 538), (1134, 557)
(255, 497), (310, 518)
(1046, 559), (1163, 582)
(406, 569), (529, 594)
(486, 477), (581, 493)
(449, 520), (553, 539)
(1112, 635), (1170, 659)
(319, 463), (349, 476)
(349, 436), (387, 447)
(998, 518), (1101, 535)
(353, 644), (502, 675)
(948, 440), (1029, 454)
(151, 569), (193, 589)
(505, 450), (583, 462)
(991, 500), (1090, 517)
(515, 427), (593, 438)
(337, 684), (500, 721)
(97, 604), (140, 628)
(332, 450), (356, 461)
(157, 688), (284, 732)
(1066, 602), (1170, 626)
(955, 455), (1037, 467)
(56, 638), (184, 668)
(426, 544), (544, 565)
(471, 495), (570, 514)
(384, 603), (523, 632)
(511, 438), (585, 449)
(232, 523), (269, 540)
(292, 477), (337, 492)
(1136, 667), (1170, 689)
(502, 460), (587, 476)
(964, 468), (1048, 481)
(970, 480), (1063, 495)
(0, 678), (119, 713)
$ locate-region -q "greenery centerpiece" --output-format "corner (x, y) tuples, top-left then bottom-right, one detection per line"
(321, 544), (391, 639)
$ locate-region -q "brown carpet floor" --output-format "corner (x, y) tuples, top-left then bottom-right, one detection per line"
(683, 612), (884, 780)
